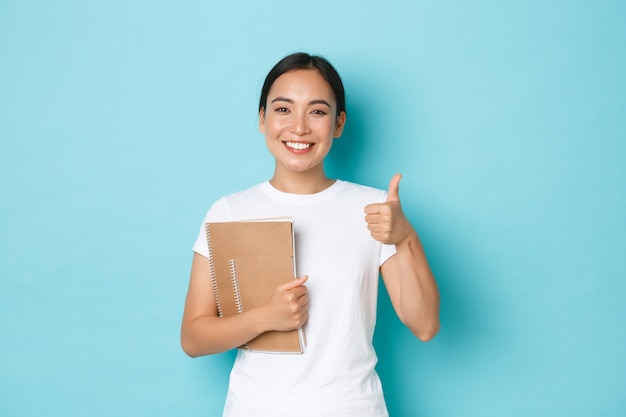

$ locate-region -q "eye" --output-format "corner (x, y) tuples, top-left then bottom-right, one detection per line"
(275, 107), (289, 113)
(310, 109), (327, 116)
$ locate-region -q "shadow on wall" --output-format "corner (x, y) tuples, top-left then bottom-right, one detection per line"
(374, 203), (497, 416)
(325, 105), (368, 184)
(324, 83), (388, 186)
(328, 68), (498, 415)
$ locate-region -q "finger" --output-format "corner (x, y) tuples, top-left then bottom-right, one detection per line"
(386, 173), (402, 202)
(364, 203), (384, 215)
(278, 275), (308, 291)
(291, 286), (308, 299)
(364, 213), (379, 224)
(365, 210), (393, 227)
(298, 293), (309, 307)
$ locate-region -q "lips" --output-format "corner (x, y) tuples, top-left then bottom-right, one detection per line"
(284, 141), (313, 151)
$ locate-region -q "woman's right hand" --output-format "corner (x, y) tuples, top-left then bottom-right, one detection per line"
(182, 253), (309, 357)
(259, 276), (309, 332)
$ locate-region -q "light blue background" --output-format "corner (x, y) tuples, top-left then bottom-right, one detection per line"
(1, 1), (625, 416)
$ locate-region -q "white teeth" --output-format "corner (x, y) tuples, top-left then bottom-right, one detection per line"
(285, 141), (312, 150)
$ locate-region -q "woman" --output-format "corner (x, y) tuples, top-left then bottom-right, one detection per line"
(181, 52), (440, 417)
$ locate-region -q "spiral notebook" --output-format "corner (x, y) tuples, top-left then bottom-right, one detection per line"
(204, 217), (306, 353)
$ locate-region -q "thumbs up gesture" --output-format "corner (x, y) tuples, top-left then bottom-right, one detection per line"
(364, 174), (412, 245)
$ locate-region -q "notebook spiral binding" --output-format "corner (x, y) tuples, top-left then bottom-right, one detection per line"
(229, 259), (244, 315)
(229, 258), (249, 349)
(204, 224), (224, 318)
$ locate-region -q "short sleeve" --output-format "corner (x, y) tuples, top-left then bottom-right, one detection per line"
(380, 243), (396, 267)
(378, 189), (397, 266)
(191, 197), (231, 258)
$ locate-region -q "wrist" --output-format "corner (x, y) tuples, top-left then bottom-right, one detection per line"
(248, 307), (270, 334)
(395, 228), (420, 252)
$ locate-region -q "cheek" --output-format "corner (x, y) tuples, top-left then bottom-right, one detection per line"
(315, 120), (336, 136)
(264, 117), (289, 135)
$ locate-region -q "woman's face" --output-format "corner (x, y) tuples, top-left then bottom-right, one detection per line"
(259, 69), (346, 178)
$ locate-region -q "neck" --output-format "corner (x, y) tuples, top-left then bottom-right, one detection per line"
(269, 166), (335, 194)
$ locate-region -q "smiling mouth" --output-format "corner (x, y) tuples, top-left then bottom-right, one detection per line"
(284, 141), (313, 151)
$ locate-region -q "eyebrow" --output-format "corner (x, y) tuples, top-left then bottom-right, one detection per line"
(271, 97), (332, 107)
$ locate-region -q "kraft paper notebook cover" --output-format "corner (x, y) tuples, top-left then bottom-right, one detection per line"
(204, 218), (306, 353)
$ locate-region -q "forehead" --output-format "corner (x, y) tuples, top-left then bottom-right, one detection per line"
(268, 69), (335, 102)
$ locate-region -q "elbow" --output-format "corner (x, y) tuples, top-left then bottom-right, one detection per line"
(181, 336), (200, 358)
(411, 320), (440, 342)
(181, 331), (208, 358)
(398, 311), (441, 342)
(182, 347), (200, 359)
(409, 320), (441, 342)
(181, 330), (224, 357)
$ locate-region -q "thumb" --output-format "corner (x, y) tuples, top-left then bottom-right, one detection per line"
(279, 275), (308, 291)
(386, 173), (402, 202)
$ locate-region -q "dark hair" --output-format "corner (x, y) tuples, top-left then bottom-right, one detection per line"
(259, 52), (346, 116)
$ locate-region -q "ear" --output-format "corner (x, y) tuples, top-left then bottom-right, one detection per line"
(258, 107), (266, 133)
(333, 111), (347, 138)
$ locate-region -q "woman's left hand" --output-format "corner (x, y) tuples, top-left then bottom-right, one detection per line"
(364, 173), (412, 245)
(367, 174), (441, 341)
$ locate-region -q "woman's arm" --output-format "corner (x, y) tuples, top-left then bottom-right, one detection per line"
(379, 235), (440, 341)
(365, 174), (440, 341)
(181, 253), (309, 357)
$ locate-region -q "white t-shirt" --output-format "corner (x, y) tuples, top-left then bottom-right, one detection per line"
(193, 180), (396, 417)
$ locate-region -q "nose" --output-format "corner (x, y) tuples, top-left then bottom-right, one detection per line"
(291, 111), (309, 135)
